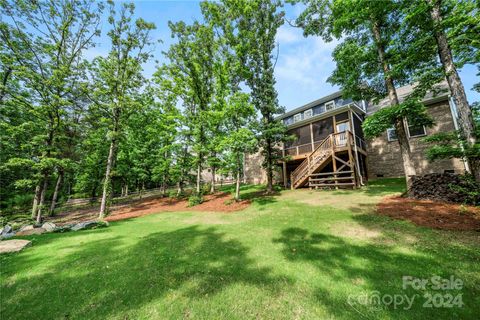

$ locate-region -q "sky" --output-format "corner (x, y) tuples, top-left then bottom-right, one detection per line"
(89, 0), (479, 113)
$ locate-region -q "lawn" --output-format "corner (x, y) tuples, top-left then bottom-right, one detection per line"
(1, 179), (479, 319)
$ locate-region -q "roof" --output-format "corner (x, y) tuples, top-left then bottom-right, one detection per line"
(366, 81), (450, 115)
(277, 90), (343, 120)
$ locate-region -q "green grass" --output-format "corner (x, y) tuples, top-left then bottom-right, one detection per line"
(1, 179), (479, 319)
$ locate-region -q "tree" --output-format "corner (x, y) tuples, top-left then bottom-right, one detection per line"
(293, 0), (434, 189)
(423, 66), (480, 172)
(161, 21), (218, 196)
(203, 0), (288, 193)
(89, 1), (155, 219)
(221, 92), (257, 200)
(0, 0), (102, 222)
(400, 0), (480, 179)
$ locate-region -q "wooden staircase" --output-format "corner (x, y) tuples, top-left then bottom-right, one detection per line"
(290, 131), (357, 189)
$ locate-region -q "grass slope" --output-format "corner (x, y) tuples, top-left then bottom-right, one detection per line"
(1, 179), (479, 319)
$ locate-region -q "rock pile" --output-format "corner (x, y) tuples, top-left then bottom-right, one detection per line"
(0, 220), (109, 242)
(409, 173), (480, 204)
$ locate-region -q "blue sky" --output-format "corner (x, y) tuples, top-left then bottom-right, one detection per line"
(90, 0), (479, 113)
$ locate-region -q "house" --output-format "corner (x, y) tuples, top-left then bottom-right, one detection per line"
(244, 81), (467, 188)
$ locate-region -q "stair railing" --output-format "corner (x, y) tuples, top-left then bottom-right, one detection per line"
(291, 134), (333, 188)
(290, 131), (355, 188)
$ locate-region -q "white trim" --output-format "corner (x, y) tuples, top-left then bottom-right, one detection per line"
(325, 100), (336, 111)
(335, 120), (350, 133)
(406, 119), (426, 138)
(304, 109), (313, 119)
(293, 113), (302, 123)
(386, 128), (398, 141)
(448, 95), (470, 173)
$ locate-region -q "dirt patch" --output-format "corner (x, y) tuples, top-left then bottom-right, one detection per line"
(49, 193), (250, 225)
(376, 196), (480, 231)
(330, 223), (381, 240)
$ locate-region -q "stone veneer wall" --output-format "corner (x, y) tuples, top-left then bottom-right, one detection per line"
(365, 101), (466, 178)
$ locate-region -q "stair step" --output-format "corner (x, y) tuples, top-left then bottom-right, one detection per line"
(309, 176), (354, 182)
(310, 182), (355, 187)
(309, 171), (353, 177)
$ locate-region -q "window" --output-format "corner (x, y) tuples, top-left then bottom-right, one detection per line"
(325, 100), (336, 111)
(387, 127), (398, 141)
(304, 109), (313, 119)
(293, 113), (302, 123)
(407, 121), (426, 138)
(336, 121), (350, 133)
(283, 117), (293, 126)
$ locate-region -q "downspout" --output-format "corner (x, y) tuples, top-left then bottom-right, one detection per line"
(350, 106), (365, 186)
(448, 95), (470, 173)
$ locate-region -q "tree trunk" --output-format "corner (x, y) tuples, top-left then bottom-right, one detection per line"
(428, 0), (478, 180)
(196, 160), (202, 195)
(99, 137), (117, 219)
(31, 184), (41, 219)
(265, 136), (274, 194)
(428, 0), (476, 144)
(0, 67), (12, 103)
(91, 183), (98, 200)
(161, 174), (167, 197)
(49, 170), (63, 216)
(372, 20), (416, 190)
(235, 154), (242, 201)
(177, 181), (183, 197)
(210, 167), (216, 193)
(36, 175), (48, 224)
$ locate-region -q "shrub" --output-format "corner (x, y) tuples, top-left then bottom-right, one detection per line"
(202, 183), (212, 195)
(188, 194), (203, 207)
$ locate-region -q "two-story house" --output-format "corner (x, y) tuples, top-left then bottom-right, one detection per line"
(244, 81), (467, 188)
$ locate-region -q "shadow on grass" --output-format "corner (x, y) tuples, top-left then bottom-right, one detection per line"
(1, 226), (290, 319)
(330, 178), (406, 197)
(273, 227), (479, 319)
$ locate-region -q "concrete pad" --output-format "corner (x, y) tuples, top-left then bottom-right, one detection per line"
(0, 239), (32, 254)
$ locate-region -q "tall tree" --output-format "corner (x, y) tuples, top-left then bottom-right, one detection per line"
(427, 0), (477, 145)
(89, 1), (155, 219)
(220, 92), (257, 200)
(161, 21), (217, 196)
(400, 0), (480, 179)
(203, 0), (288, 193)
(0, 0), (102, 222)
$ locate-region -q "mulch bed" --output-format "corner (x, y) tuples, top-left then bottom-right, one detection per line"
(376, 196), (480, 231)
(49, 192), (250, 225)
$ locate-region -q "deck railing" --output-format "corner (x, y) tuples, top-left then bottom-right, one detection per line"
(284, 131), (364, 158)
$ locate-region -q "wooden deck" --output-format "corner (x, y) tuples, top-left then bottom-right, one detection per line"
(289, 131), (362, 189)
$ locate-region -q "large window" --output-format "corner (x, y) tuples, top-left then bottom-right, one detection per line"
(407, 121), (427, 137)
(336, 121), (350, 133)
(286, 125), (311, 148)
(386, 119), (426, 142)
(312, 118), (333, 141)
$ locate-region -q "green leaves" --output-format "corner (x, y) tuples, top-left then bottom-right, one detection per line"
(363, 100), (434, 138)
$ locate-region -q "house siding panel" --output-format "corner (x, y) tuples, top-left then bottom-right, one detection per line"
(366, 101), (465, 178)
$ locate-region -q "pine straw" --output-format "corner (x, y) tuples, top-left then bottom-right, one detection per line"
(49, 192), (250, 225)
(376, 196), (480, 231)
